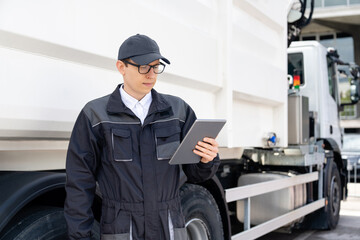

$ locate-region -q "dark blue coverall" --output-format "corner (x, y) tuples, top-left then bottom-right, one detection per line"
(64, 85), (220, 240)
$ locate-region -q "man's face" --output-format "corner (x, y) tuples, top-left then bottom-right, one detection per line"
(116, 59), (159, 100)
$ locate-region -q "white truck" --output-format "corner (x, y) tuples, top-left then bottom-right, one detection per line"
(0, 0), (356, 239)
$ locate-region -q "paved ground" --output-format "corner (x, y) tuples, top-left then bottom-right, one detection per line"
(258, 183), (360, 240)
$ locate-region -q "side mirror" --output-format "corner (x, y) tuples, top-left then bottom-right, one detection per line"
(339, 70), (352, 105)
(350, 66), (360, 80)
(350, 79), (360, 104)
(340, 78), (360, 106)
(339, 65), (360, 106)
(349, 65), (360, 104)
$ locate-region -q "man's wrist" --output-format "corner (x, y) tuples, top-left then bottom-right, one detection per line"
(197, 160), (214, 169)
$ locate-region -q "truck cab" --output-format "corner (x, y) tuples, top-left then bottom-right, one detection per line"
(231, 41), (358, 235)
(288, 41), (343, 149)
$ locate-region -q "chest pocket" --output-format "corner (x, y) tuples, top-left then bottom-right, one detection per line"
(111, 129), (132, 161)
(155, 125), (181, 160)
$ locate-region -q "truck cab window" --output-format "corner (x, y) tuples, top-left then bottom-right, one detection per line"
(288, 53), (304, 85)
(327, 56), (337, 101)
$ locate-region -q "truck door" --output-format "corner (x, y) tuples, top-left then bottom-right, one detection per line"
(323, 56), (342, 148)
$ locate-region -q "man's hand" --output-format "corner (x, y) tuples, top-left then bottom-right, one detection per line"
(193, 137), (219, 163)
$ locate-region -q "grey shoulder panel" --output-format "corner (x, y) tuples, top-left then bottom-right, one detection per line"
(82, 95), (140, 127)
(160, 94), (189, 121)
(82, 94), (111, 126)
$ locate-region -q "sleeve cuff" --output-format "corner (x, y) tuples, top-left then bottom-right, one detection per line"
(197, 160), (214, 169)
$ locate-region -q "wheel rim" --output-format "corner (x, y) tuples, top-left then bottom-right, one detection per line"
(330, 175), (340, 215)
(185, 218), (210, 240)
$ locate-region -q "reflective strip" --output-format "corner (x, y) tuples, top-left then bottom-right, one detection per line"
(130, 217), (133, 240)
(149, 118), (185, 125)
(114, 159), (133, 162)
(92, 117), (184, 128)
(92, 121), (141, 128)
(168, 210), (174, 240)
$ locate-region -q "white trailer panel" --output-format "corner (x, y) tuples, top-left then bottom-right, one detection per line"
(0, 0), (292, 171)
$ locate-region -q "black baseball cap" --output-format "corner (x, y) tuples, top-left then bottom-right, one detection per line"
(118, 34), (170, 65)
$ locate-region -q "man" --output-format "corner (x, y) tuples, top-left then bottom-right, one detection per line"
(65, 34), (220, 240)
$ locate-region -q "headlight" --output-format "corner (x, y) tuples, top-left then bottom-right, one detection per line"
(358, 158), (360, 164)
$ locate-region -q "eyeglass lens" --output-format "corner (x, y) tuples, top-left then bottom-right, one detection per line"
(139, 64), (165, 74)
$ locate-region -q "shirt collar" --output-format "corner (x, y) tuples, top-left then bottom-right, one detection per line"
(139, 89), (152, 109)
(106, 84), (171, 115)
(120, 85), (152, 109)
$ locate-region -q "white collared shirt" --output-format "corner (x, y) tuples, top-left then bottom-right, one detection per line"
(120, 85), (152, 124)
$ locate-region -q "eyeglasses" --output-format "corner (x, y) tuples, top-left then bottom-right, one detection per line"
(122, 60), (165, 74)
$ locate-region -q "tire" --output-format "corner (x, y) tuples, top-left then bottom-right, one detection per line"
(301, 160), (341, 230)
(325, 163), (341, 229)
(180, 184), (224, 240)
(0, 206), (100, 240)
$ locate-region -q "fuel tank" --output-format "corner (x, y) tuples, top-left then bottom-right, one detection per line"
(237, 172), (306, 225)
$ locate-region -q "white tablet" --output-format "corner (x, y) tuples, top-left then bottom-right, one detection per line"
(169, 119), (226, 165)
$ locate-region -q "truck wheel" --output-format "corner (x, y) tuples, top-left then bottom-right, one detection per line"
(301, 162), (341, 230)
(180, 184), (224, 240)
(325, 163), (341, 229)
(0, 206), (100, 240)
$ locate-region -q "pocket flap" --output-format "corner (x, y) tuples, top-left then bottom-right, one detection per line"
(112, 128), (131, 138)
(155, 125), (181, 138)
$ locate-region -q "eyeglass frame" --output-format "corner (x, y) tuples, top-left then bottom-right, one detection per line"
(121, 60), (166, 74)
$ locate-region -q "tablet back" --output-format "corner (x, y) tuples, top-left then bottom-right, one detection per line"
(169, 119), (226, 165)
